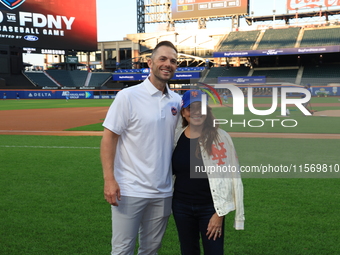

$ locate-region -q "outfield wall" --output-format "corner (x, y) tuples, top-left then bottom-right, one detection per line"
(1, 86), (340, 99)
(0, 90), (119, 99)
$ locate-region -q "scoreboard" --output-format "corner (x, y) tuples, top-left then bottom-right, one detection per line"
(0, 0), (97, 51)
(172, 0), (248, 20)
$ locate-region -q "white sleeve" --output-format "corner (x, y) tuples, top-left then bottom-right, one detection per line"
(230, 138), (245, 230)
(102, 91), (130, 135)
(221, 130), (245, 230)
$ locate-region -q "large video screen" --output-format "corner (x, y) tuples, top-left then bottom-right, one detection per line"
(171, 0), (248, 20)
(0, 0), (97, 51)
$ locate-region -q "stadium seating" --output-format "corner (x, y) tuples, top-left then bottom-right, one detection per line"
(204, 66), (250, 82)
(219, 30), (261, 51)
(114, 69), (142, 73)
(24, 71), (59, 87)
(300, 27), (340, 47)
(177, 67), (205, 71)
(252, 68), (299, 83)
(300, 64), (340, 86)
(88, 72), (112, 87)
(217, 26), (340, 52)
(45, 70), (75, 87)
(257, 27), (301, 49)
(70, 70), (88, 87)
(1, 73), (36, 88)
(45, 70), (88, 87)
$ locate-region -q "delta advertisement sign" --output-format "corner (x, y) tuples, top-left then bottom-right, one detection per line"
(2, 90), (94, 99)
(0, 0), (97, 50)
(287, 0), (340, 11)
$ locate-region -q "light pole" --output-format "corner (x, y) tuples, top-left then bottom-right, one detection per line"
(295, 8), (299, 24)
(319, 5), (323, 20)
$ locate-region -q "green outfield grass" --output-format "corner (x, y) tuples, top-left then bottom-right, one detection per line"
(0, 96), (339, 111)
(0, 99), (113, 110)
(212, 107), (340, 134)
(224, 95), (340, 104)
(1, 97), (339, 253)
(0, 135), (339, 254)
(2, 97), (338, 133)
(65, 105), (340, 134)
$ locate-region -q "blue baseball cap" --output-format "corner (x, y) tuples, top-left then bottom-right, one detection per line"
(181, 89), (206, 109)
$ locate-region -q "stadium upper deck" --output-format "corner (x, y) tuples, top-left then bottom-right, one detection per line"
(2, 23), (340, 89)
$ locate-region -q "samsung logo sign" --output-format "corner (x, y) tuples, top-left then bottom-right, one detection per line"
(24, 35), (39, 41)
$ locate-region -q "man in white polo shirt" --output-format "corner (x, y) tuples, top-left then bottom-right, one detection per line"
(101, 41), (181, 255)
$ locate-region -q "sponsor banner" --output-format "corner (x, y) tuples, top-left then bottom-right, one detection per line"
(112, 74), (148, 81)
(60, 91), (93, 99)
(214, 45), (340, 58)
(287, 0), (340, 11)
(1, 87), (339, 99)
(0, 0), (97, 50)
(93, 95), (116, 99)
(112, 72), (201, 81)
(79, 86), (96, 90)
(312, 86), (339, 97)
(61, 87), (77, 90)
(174, 72), (201, 79)
(1, 90), (94, 99)
(42, 86), (59, 90)
(218, 76), (266, 84)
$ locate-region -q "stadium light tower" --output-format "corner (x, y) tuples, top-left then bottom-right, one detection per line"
(137, 0), (243, 32)
(140, 0), (172, 32)
(137, 0), (145, 33)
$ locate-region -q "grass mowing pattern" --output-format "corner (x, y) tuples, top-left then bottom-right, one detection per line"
(72, 97), (340, 134)
(1, 97), (339, 134)
(1, 97), (339, 253)
(0, 99), (113, 110)
(212, 107), (340, 134)
(65, 106), (340, 134)
(0, 97), (338, 111)
(1, 135), (339, 254)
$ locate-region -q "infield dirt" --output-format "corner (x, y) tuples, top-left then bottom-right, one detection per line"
(1, 106), (340, 139)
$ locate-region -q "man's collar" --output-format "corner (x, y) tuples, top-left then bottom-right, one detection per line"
(144, 77), (172, 97)
(163, 86), (169, 96)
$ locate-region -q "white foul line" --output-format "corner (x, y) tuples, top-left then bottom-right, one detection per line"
(0, 145), (99, 149)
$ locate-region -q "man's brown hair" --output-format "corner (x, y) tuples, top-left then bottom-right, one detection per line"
(151, 41), (178, 58)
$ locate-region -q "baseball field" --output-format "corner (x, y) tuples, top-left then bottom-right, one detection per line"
(1, 97), (339, 254)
